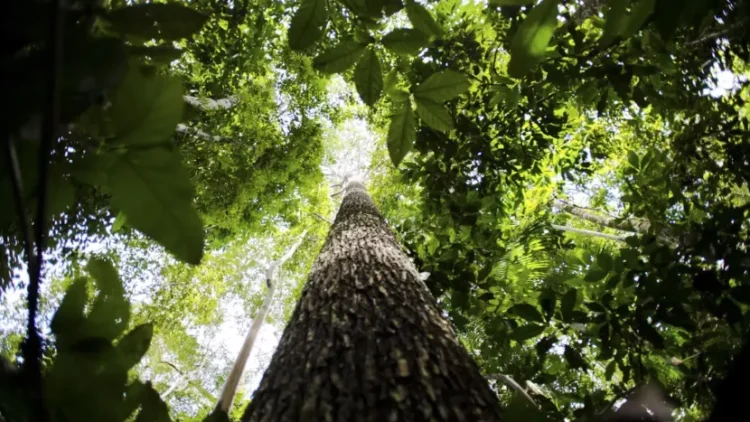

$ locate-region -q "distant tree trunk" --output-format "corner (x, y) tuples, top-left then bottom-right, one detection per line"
(242, 182), (502, 421)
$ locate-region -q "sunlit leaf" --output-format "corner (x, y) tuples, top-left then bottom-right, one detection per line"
(354, 48), (383, 105)
(508, 0), (560, 78)
(415, 97), (454, 131)
(381, 28), (430, 55)
(387, 100), (416, 166)
(107, 148), (205, 265)
(313, 40), (366, 74)
(413, 70), (470, 102)
(405, 1), (443, 39)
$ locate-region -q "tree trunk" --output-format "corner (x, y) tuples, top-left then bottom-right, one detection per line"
(242, 182), (502, 421)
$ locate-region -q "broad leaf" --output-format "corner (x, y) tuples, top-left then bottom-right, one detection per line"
(117, 324), (154, 370)
(638, 319), (665, 349)
(288, 0), (328, 50)
(584, 268), (608, 283)
(85, 258), (130, 340)
(50, 278), (88, 342)
(512, 323), (545, 341)
(413, 70), (470, 102)
(601, 0), (629, 45)
(415, 97), (454, 131)
(384, 70), (409, 101)
(508, 0), (560, 78)
(564, 345), (588, 370)
(381, 28), (429, 55)
(87, 258), (124, 295)
(622, 0), (656, 38)
(313, 40), (366, 74)
(110, 67), (184, 147)
(509, 303), (545, 323)
(596, 252), (613, 272)
(107, 148), (205, 265)
(387, 100), (416, 166)
(107, 3), (209, 41)
(354, 48), (383, 105)
(135, 383), (171, 422)
(561, 288), (577, 322)
(405, 1), (443, 39)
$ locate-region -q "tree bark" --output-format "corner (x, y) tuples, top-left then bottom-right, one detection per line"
(242, 182), (502, 421)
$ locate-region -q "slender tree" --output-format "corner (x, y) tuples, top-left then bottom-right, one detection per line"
(242, 181), (503, 421)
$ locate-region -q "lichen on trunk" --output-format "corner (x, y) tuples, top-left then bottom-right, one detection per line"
(242, 182), (502, 421)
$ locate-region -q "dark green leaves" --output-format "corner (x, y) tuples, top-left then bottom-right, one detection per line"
(108, 148), (205, 265)
(382, 28), (429, 55)
(117, 324), (154, 370)
(508, 0), (560, 78)
(107, 3), (209, 41)
(601, 0), (656, 45)
(584, 268), (608, 283)
(110, 67), (184, 147)
(509, 303), (545, 322)
(414, 70), (470, 102)
(405, 1), (443, 39)
(313, 40), (366, 74)
(637, 319), (665, 349)
(561, 288), (577, 322)
(288, 0), (328, 50)
(415, 98), (454, 131)
(50, 278), (88, 346)
(564, 345), (588, 370)
(354, 48), (383, 105)
(387, 99), (416, 166)
(512, 323), (545, 341)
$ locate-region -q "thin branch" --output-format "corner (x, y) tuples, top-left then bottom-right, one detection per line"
(485, 373), (537, 409)
(2, 140), (36, 281)
(686, 19), (750, 46)
(551, 224), (628, 242)
(215, 230), (308, 413)
(312, 212), (333, 225)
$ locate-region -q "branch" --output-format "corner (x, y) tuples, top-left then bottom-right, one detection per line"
(312, 212), (332, 225)
(686, 19), (750, 46)
(485, 373), (537, 409)
(551, 224), (628, 242)
(215, 230), (308, 412)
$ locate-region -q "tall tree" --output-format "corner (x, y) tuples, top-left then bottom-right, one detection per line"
(242, 181), (502, 421)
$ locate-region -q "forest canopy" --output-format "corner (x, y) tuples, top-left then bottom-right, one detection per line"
(1, 0), (749, 421)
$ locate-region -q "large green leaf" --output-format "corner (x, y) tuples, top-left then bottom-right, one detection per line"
(84, 258), (130, 341)
(413, 70), (470, 102)
(381, 28), (429, 56)
(117, 324), (154, 370)
(512, 323), (545, 341)
(107, 3), (209, 41)
(50, 278), (88, 343)
(384, 70), (409, 101)
(561, 288), (577, 322)
(637, 319), (665, 349)
(135, 383), (171, 422)
(622, 0), (656, 38)
(564, 345), (588, 370)
(386, 100), (416, 167)
(354, 48), (383, 106)
(288, 0), (328, 50)
(110, 67), (184, 147)
(107, 148), (204, 265)
(405, 1), (443, 39)
(508, 0), (560, 78)
(509, 303), (545, 323)
(415, 97), (454, 131)
(313, 40), (366, 74)
(601, 0), (629, 45)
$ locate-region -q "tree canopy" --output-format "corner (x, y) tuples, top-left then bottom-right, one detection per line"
(1, 0), (749, 421)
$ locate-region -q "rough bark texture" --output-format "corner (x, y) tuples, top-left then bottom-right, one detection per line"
(242, 182), (502, 422)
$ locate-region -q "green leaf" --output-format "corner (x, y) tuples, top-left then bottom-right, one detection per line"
(564, 345), (588, 370)
(135, 383), (171, 422)
(584, 268), (608, 283)
(50, 278), (88, 342)
(110, 67), (184, 147)
(86, 258), (123, 295)
(415, 97), (454, 131)
(622, 0), (656, 38)
(413, 70), (470, 102)
(386, 100), (416, 167)
(383, 0), (404, 16)
(730, 286), (750, 305)
(638, 319), (665, 349)
(405, 1), (443, 39)
(596, 252), (613, 272)
(512, 323), (545, 341)
(601, 0), (629, 45)
(127, 45), (184, 65)
(508, 0), (560, 78)
(505, 392), (550, 422)
(117, 324), (153, 370)
(313, 40), (366, 74)
(354, 48), (383, 106)
(627, 150), (640, 168)
(539, 289), (556, 321)
(287, 0), (328, 50)
(605, 360), (617, 380)
(381, 28), (430, 55)
(561, 288), (577, 322)
(107, 148), (205, 265)
(107, 3), (209, 41)
(384, 70), (410, 101)
(509, 303), (545, 323)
